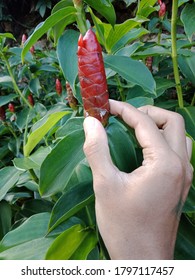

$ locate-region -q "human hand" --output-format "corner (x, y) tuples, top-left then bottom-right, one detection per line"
(83, 100), (193, 260)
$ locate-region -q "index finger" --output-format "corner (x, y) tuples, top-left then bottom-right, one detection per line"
(109, 100), (168, 151)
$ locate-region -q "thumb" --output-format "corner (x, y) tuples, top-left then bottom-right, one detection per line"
(83, 116), (115, 178)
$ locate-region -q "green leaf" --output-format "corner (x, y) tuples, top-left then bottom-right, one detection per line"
(0, 167), (20, 201)
(115, 42), (144, 57)
(0, 94), (17, 106)
(51, 0), (74, 43)
(177, 107), (195, 140)
(0, 76), (12, 83)
(105, 19), (146, 53)
(155, 78), (175, 97)
(104, 55), (156, 95)
(57, 30), (79, 93)
(49, 181), (94, 231)
(0, 33), (16, 40)
(0, 201), (12, 240)
(56, 117), (84, 138)
(137, 0), (157, 17)
(127, 97), (154, 107)
(13, 157), (39, 171)
(29, 78), (41, 95)
(111, 27), (149, 53)
(0, 238), (54, 260)
(1, 213), (50, 248)
(178, 54), (195, 86)
(24, 111), (70, 156)
(21, 7), (76, 61)
(181, 3), (195, 42)
(107, 118), (138, 173)
(85, 0), (116, 26)
(134, 46), (171, 57)
(46, 224), (97, 260)
(175, 215), (195, 259)
(179, 0), (190, 7)
(39, 129), (85, 197)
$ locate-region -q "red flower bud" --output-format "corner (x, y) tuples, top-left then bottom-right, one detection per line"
(55, 78), (62, 96)
(8, 103), (15, 113)
(0, 106), (6, 121)
(28, 94), (34, 106)
(66, 81), (78, 110)
(21, 34), (27, 46)
(30, 46), (35, 54)
(145, 56), (153, 72)
(159, 1), (166, 19)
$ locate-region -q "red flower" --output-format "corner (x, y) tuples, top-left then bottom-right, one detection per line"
(159, 1), (166, 19)
(21, 34), (27, 46)
(77, 29), (110, 126)
(8, 103), (15, 113)
(28, 94), (34, 106)
(55, 78), (62, 96)
(0, 106), (6, 121)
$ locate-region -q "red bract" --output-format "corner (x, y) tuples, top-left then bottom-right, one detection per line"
(28, 94), (34, 106)
(159, 1), (166, 18)
(77, 29), (110, 126)
(21, 34), (27, 46)
(30, 46), (35, 54)
(66, 81), (78, 110)
(8, 103), (15, 113)
(0, 106), (6, 121)
(56, 78), (62, 96)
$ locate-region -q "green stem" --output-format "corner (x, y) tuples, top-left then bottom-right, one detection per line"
(191, 93), (195, 106)
(85, 206), (93, 227)
(171, 0), (184, 108)
(73, 0), (88, 35)
(2, 54), (32, 109)
(29, 169), (39, 184)
(157, 22), (162, 44)
(116, 75), (125, 101)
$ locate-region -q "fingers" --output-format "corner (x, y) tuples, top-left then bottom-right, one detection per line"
(138, 105), (188, 160)
(186, 136), (192, 160)
(109, 100), (168, 151)
(83, 116), (115, 179)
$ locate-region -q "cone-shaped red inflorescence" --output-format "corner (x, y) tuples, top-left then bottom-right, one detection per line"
(78, 29), (110, 126)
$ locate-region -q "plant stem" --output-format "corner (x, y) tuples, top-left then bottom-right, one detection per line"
(2, 54), (32, 109)
(191, 93), (195, 106)
(29, 169), (39, 184)
(171, 0), (184, 108)
(73, 0), (88, 35)
(116, 75), (125, 101)
(85, 206), (93, 227)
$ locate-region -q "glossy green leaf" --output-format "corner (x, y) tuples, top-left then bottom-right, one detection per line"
(175, 215), (195, 260)
(179, 0), (190, 7)
(56, 117), (84, 138)
(0, 94), (17, 106)
(105, 19), (146, 53)
(24, 111), (70, 156)
(39, 129), (85, 197)
(0, 167), (20, 201)
(111, 27), (149, 54)
(107, 118), (138, 173)
(1, 213), (50, 247)
(0, 76), (12, 83)
(177, 107), (195, 140)
(13, 157), (39, 171)
(46, 224), (97, 260)
(115, 42), (144, 57)
(0, 201), (12, 240)
(155, 78), (175, 97)
(178, 54), (195, 86)
(0, 33), (16, 40)
(127, 97), (154, 107)
(51, 0), (74, 43)
(0, 238), (54, 260)
(49, 181), (94, 231)
(21, 7), (76, 61)
(137, 0), (157, 17)
(57, 30), (79, 93)
(134, 46), (171, 57)
(85, 0), (116, 26)
(181, 3), (195, 41)
(104, 55), (156, 95)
